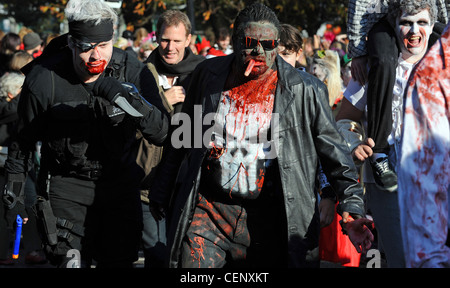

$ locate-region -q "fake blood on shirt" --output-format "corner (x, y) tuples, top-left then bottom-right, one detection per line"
(203, 69), (278, 199)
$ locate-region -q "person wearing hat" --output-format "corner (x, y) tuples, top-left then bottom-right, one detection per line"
(23, 32), (42, 59)
(2, 0), (169, 268)
(121, 29), (138, 59)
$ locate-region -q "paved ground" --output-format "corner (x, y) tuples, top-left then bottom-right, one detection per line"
(2, 250), (387, 268)
(2, 227), (387, 269)
(0, 249), (146, 268)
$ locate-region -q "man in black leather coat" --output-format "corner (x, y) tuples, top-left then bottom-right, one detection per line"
(150, 3), (373, 268)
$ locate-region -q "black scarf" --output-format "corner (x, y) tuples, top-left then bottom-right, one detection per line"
(146, 47), (204, 78)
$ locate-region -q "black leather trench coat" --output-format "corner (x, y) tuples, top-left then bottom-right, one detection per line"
(150, 54), (366, 268)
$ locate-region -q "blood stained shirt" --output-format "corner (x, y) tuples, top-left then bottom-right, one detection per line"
(202, 70), (278, 199)
(398, 24), (450, 268)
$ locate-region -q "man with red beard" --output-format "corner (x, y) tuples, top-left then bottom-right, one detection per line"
(2, 0), (169, 268)
(149, 3), (374, 268)
(336, 0), (438, 268)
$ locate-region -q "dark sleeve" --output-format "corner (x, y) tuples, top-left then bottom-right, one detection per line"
(135, 64), (169, 146)
(0, 97), (19, 125)
(147, 63), (207, 205)
(4, 68), (50, 174)
(311, 81), (366, 218)
(120, 53), (169, 146)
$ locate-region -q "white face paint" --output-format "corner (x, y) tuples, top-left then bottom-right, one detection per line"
(395, 9), (434, 63)
(310, 62), (328, 82)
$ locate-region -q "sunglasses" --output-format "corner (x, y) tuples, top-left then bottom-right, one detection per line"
(242, 37), (278, 51)
(72, 38), (103, 53)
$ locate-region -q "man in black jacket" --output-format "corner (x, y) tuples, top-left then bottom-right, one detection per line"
(2, 0), (168, 268)
(150, 3), (373, 268)
(138, 9), (204, 268)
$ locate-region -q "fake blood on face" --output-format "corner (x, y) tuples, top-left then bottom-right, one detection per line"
(85, 59), (107, 74)
(228, 69), (278, 113)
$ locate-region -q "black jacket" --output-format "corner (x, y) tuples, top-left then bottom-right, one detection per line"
(0, 96), (19, 146)
(5, 46), (169, 185)
(150, 54), (366, 267)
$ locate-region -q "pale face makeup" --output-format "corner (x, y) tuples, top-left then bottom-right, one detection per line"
(395, 9), (434, 63)
(236, 21), (279, 79)
(310, 62), (328, 82)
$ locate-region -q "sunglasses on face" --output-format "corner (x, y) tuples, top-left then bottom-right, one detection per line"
(72, 38), (102, 53)
(242, 37), (278, 51)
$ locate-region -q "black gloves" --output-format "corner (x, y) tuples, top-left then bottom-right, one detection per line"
(93, 76), (130, 103)
(93, 77), (152, 119)
(2, 173), (28, 226)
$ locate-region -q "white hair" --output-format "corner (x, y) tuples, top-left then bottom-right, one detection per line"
(0, 72), (25, 98)
(65, 0), (118, 24)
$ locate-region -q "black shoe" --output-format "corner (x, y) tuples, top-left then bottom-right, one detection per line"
(370, 156), (397, 192)
(0, 258), (14, 265)
(25, 250), (47, 265)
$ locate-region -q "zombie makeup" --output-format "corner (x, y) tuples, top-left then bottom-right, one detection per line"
(85, 59), (108, 74)
(70, 38), (109, 74)
(70, 36), (113, 80)
(237, 22), (279, 78)
(395, 9), (434, 63)
(310, 63), (328, 82)
(68, 19), (114, 79)
(78, 40), (111, 75)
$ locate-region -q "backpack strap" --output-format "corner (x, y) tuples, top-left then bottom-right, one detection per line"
(105, 47), (127, 82)
(146, 62), (174, 115)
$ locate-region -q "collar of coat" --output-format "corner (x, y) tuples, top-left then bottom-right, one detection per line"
(199, 53), (311, 115)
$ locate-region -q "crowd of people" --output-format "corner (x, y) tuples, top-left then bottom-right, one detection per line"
(0, 0), (448, 269)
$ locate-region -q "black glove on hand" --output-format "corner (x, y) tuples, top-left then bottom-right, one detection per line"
(2, 173), (28, 227)
(93, 76), (130, 103)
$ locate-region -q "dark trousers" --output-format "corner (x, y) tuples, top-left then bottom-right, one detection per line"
(366, 18), (398, 154)
(45, 176), (143, 268)
(0, 198), (9, 260)
(141, 201), (166, 268)
(48, 194), (91, 267)
(366, 18), (446, 154)
(0, 170), (42, 260)
(181, 183), (288, 268)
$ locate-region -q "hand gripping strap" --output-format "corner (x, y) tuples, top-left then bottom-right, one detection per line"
(3, 173), (26, 209)
(2, 189), (18, 209)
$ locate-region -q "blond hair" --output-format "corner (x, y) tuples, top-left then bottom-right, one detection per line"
(9, 50), (33, 73)
(312, 49), (342, 107)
